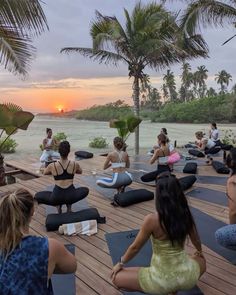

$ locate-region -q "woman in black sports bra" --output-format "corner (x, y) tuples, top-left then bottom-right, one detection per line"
(35, 141), (89, 213)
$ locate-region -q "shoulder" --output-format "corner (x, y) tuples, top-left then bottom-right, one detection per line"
(143, 213), (158, 227)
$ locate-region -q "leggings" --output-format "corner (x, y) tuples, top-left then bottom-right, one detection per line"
(35, 185), (89, 206)
(40, 150), (60, 162)
(215, 224), (236, 250)
(96, 171), (132, 189)
(141, 165), (170, 182)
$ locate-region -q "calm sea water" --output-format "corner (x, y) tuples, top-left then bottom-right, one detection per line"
(5, 116), (236, 161)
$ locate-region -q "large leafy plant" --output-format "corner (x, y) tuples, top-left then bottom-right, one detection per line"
(0, 103), (34, 151)
(109, 115), (142, 143)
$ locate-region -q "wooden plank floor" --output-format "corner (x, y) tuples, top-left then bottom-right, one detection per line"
(2, 155), (236, 295)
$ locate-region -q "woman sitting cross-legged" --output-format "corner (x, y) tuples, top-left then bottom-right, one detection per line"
(40, 128), (60, 163)
(215, 148), (236, 250)
(35, 141), (89, 214)
(96, 137), (132, 197)
(195, 131), (217, 155)
(141, 133), (170, 182)
(0, 189), (77, 294)
(111, 173), (206, 294)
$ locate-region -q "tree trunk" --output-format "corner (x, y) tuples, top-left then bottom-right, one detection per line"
(132, 76), (140, 155)
(0, 154), (6, 186)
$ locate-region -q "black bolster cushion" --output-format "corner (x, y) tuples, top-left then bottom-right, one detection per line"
(183, 162), (198, 174)
(179, 176), (197, 191)
(212, 161), (230, 174)
(74, 150), (93, 159)
(45, 208), (106, 231)
(114, 189), (154, 207)
(220, 144), (233, 151)
(188, 149), (205, 157)
(205, 146), (221, 155)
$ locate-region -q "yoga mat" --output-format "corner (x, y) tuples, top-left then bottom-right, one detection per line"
(130, 162), (153, 172)
(106, 230), (203, 295)
(80, 175), (132, 200)
(187, 188), (227, 206)
(131, 171), (156, 187)
(196, 175), (228, 186)
(51, 244), (76, 295)
(191, 207), (236, 264)
(45, 184), (89, 215)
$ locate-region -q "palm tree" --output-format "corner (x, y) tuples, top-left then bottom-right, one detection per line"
(215, 70), (232, 93)
(161, 83), (169, 103)
(61, 3), (208, 154)
(0, 0), (48, 76)
(180, 62), (193, 102)
(232, 83), (236, 94)
(206, 87), (217, 97)
(179, 1), (236, 45)
(163, 69), (178, 101)
(196, 65), (208, 98)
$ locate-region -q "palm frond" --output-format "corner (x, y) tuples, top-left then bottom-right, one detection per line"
(0, 0), (48, 36)
(222, 33), (236, 45)
(2, 102), (22, 113)
(0, 25), (35, 75)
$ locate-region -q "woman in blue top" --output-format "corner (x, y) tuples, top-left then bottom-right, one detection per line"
(0, 188), (77, 295)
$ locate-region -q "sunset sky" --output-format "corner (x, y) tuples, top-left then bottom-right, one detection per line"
(0, 0), (236, 113)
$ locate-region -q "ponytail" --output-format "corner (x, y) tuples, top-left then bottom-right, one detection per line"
(0, 189), (34, 257)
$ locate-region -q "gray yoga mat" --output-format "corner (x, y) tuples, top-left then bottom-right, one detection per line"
(80, 175), (132, 200)
(51, 244), (76, 295)
(191, 207), (236, 264)
(196, 175), (227, 186)
(44, 184), (89, 215)
(187, 188), (227, 206)
(105, 230), (203, 295)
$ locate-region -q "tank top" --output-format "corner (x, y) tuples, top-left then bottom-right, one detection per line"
(0, 236), (52, 295)
(54, 161), (75, 180)
(46, 138), (53, 148)
(111, 151), (126, 168)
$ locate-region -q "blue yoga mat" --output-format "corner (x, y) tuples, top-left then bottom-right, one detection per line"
(187, 187), (227, 206)
(51, 244), (76, 295)
(196, 175), (227, 186)
(105, 230), (203, 295)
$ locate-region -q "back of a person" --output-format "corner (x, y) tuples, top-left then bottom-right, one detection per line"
(52, 160), (76, 188)
(110, 150), (127, 171)
(0, 236), (51, 295)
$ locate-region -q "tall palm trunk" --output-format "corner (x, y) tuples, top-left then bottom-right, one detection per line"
(133, 76), (140, 155)
(0, 154), (6, 186)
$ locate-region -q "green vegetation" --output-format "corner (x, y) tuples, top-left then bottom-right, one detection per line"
(148, 94), (236, 123)
(40, 132), (67, 151)
(76, 100), (132, 121)
(0, 138), (18, 153)
(89, 137), (108, 149)
(222, 129), (236, 147)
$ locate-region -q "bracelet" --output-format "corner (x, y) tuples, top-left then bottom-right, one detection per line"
(194, 250), (202, 256)
(119, 256), (125, 266)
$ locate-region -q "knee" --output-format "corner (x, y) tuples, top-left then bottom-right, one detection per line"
(215, 228), (228, 247)
(80, 187), (89, 197)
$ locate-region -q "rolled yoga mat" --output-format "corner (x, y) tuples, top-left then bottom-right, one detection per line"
(190, 207), (236, 264)
(44, 184), (89, 215)
(196, 175), (228, 186)
(105, 230), (204, 295)
(187, 187), (227, 206)
(51, 244), (76, 295)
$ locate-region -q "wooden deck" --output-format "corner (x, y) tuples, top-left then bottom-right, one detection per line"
(2, 155), (236, 295)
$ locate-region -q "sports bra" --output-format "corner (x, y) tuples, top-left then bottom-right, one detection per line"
(111, 151), (126, 169)
(53, 161), (75, 180)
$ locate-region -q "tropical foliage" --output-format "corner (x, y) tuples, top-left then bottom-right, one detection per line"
(61, 2), (208, 154)
(89, 137), (108, 148)
(0, 0), (48, 75)
(0, 138), (18, 153)
(215, 70), (232, 93)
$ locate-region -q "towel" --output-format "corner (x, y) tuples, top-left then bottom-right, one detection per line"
(58, 219), (97, 236)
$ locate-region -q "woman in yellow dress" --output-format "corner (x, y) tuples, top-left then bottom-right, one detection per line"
(111, 173), (206, 295)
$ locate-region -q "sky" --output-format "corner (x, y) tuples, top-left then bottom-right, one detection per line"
(0, 0), (236, 113)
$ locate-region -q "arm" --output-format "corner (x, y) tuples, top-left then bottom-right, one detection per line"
(43, 163), (53, 175)
(150, 149), (160, 165)
(103, 154), (112, 170)
(125, 153), (130, 168)
(199, 139), (207, 151)
(75, 162), (82, 174)
(189, 225), (203, 254)
(49, 239), (77, 275)
(228, 181), (236, 224)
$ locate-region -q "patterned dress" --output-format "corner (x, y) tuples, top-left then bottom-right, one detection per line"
(138, 236), (200, 294)
(0, 236), (53, 295)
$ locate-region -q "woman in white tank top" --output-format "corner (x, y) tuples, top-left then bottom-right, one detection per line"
(40, 128), (60, 163)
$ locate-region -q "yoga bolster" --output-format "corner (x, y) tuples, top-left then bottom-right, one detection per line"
(212, 161), (230, 174)
(188, 149), (205, 157)
(220, 144), (233, 151)
(183, 162), (198, 174)
(45, 208), (106, 231)
(205, 146), (221, 155)
(179, 176), (197, 191)
(114, 189), (154, 207)
(74, 150), (93, 159)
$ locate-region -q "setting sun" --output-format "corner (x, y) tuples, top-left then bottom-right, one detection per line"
(56, 105), (64, 112)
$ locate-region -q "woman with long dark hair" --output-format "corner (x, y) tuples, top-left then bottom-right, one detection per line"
(0, 189), (77, 294)
(215, 148), (236, 249)
(111, 173), (206, 294)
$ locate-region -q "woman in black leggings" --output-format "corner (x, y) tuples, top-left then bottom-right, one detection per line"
(141, 133), (170, 182)
(35, 141), (89, 213)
